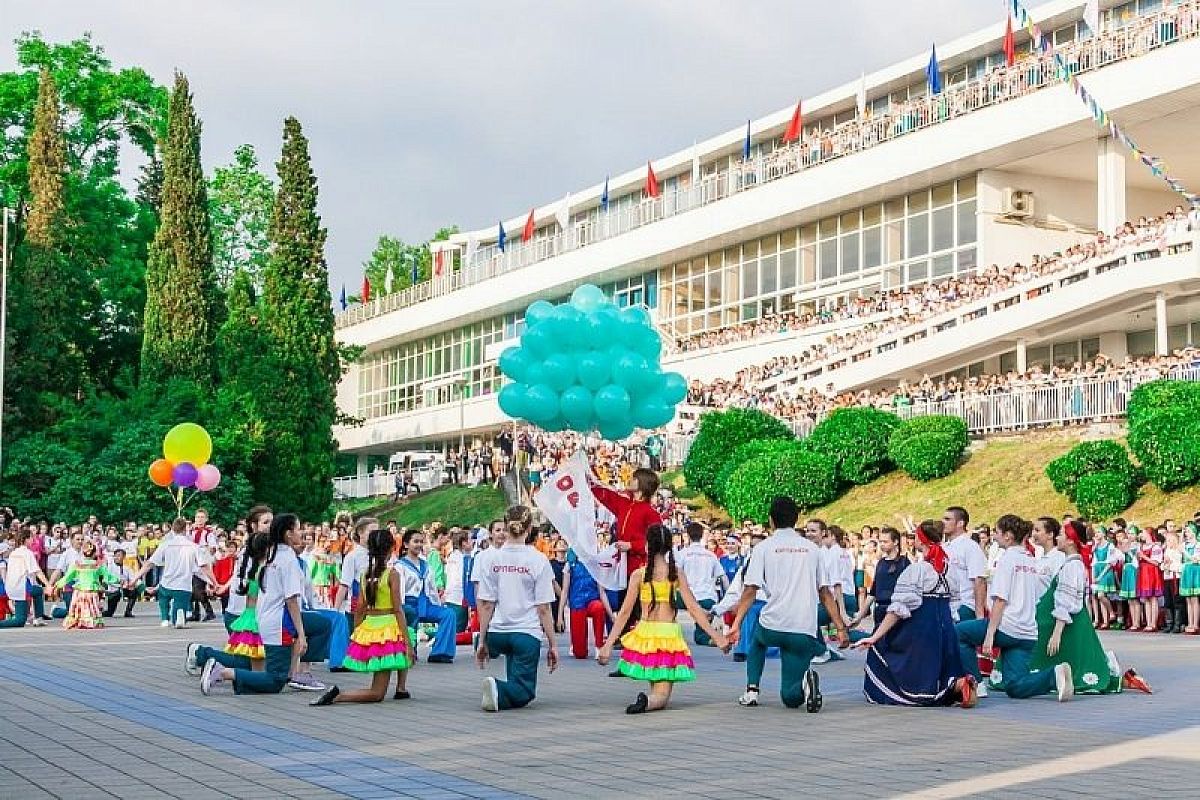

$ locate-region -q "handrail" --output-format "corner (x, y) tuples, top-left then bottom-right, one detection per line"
(334, 2), (1200, 329)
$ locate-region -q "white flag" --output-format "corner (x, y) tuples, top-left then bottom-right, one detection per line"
(534, 451), (625, 590)
(856, 72), (867, 117)
(691, 140), (701, 183)
(1083, 0), (1100, 34)
(464, 235), (478, 267)
(555, 193), (571, 231)
(384, 265), (395, 294)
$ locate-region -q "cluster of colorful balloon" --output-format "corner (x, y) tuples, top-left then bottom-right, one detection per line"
(147, 423), (221, 493)
(496, 284), (687, 440)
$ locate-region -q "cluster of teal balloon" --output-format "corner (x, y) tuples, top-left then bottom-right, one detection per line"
(497, 284), (688, 440)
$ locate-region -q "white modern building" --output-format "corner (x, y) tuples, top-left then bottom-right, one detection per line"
(333, 0), (1200, 481)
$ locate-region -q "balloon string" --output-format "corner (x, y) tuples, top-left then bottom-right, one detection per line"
(177, 488), (200, 514)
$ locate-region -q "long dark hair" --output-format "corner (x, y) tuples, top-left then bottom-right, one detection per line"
(644, 524), (677, 615)
(364, 528), (395, 608)
(235, 532), (272, 596)
(263, 513), (299, 570)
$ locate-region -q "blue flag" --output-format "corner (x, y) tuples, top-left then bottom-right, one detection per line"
(338, 284), (347, 310)
(498, 221), (507, 252)
(926, 44), (942, 95)
(600, 176), (609, 211)
(411, 257), (419, 285)
(743, 119), (751, 161)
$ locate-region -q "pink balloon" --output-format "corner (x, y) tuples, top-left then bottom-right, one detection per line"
(195, 464), (221, 492)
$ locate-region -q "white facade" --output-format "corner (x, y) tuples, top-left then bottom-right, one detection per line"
(334, 0), (1200, 462)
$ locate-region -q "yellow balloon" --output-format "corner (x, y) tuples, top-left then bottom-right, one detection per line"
(163, 422), (212, 466)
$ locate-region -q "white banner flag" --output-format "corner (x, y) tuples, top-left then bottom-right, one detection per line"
(534, 451), (625, 590)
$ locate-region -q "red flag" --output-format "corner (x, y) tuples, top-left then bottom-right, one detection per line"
(644, 161), (660, 198)
(783, 100), (803, 143)
(522, 208), (536, 242)
(361, 274), (371, 304)
(434, 249), (445, 277)
(1003, 16), (1016, 67)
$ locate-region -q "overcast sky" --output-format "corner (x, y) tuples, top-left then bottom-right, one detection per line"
(2, 1), (1006, 292)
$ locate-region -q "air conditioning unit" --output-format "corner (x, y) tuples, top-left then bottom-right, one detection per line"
(1003, 188), (1034, 218)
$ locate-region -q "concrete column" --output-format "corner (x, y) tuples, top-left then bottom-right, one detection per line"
(1155, 291), (1169, 356)
(1016, 338), (1028, 373)
(1096, 136), (1126, 235)
(356, 453), (368, 478)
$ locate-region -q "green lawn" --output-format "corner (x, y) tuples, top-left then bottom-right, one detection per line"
(356, 484), (509, 529)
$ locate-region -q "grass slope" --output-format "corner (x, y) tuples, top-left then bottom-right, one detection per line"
(667, 430), (1200, 529)
(349, 484), (509, 528)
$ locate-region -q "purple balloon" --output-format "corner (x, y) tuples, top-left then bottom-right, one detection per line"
(173, 461), (199, 488)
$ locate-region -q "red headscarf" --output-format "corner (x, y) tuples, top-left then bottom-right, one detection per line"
(1063, 520), (1092, 575)
(917, 526), (948, 574)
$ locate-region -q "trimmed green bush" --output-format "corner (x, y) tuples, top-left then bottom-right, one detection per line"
(890, 432), (965, 481)
(889, 414), (968, 452)
(1044, 439), (1136, 501)
(711, 438), (804, 505)
(683, 408), (793, 501)
(1127, 379), (1200, 427)
(723, 448), (838, 524)
(1128, 407), (1200, 492)
(806, 407), (901, 486)
(1075, 470), (1137, 520)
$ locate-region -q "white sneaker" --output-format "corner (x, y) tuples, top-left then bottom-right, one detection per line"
(976, 681), (989, 699)
(174, 610), (187, 629)
(481, 677), (499, 712)
(1055, 663), (1074, 702)
(810, 650), (831, 665)
(185, 643), (202, 676)
(160, 620), (171, 627)
(1105, 649), (1121, 679)
(737, 689), (760, 707)
(31, 618), (46, 627)
(200, 658), (223, 696)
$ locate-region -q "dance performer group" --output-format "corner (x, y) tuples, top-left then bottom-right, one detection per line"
(159, 465), (1152, 716)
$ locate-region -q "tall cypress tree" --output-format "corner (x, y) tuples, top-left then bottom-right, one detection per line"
(5, 69), (85, 429)
(139, 72), (218, 385)
(257, 117), (339, 517)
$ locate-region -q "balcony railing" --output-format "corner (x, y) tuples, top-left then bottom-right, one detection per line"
(335, 2), (1200, 330)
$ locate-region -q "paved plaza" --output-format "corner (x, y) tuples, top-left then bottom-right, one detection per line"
(1, 613), (1197, 800)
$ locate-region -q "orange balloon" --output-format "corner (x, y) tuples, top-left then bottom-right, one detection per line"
(148, 458), (174, 487)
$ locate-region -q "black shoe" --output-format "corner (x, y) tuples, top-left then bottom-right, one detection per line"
(329, 666), (350, 673)
(123, 612), (134, 618)
(39, 616), (52, 621)
(426, 655), (453, 664)
(188, 615), (201, 623)
(625, 692), (649, 715)
(608, 669), (624, 678)
(310, 686), (340, 706)
(202, 613), (216, 622)
(804, 669), (823, 713)
(733, 653), (747, 663)
(393, 690), (411, 700)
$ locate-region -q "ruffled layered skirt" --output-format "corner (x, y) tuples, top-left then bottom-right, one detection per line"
(617, 621), (695, 682)
(344, 614), (412, 672)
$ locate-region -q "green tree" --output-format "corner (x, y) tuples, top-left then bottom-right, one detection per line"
(257, 117), (341, 518)
(209, 143), (274, 288)
(5, 69), (91, 429)
(363, 225), (458, 296)
(140, 72), (219, 385)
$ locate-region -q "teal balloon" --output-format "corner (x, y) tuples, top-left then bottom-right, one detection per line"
(621, 305), (651, 327)
(524, 384), (560, 423)
(540, 414), (567, 433)
(524, 361), (549, 388)
(593, 384), (631, 422)
(552, 304), (587, 351)
(559, 386), (595, 429)
(598, 416), (634, 441)
(612, 352), (649, 390)
(542, 353), (576, 392)
(587, 306), (621, 342)
(525, 300), (556, 326)
(661, 371), (688, 405)
(629, 325), (662, 361)
(633, 396), (675, 429)
(570, 284), (607, 312)
(497, 383), (530, 419)
(577, 350), (612, 391)
(498, 346), (532, 382)
(522, 325), (557, 358)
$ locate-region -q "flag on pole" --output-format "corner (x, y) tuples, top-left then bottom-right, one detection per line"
(522, 208), (536, 242)
(384, 264), (395, 294)
(464, 235), (478, 266)
(783, 100), (803, 143)
(434, 249), (445, 277)
(644, 161), (660, 198)
(600, 176), (609, 210)
(926, 44), (942, 95)
(856, 72), (867, 117)
(361, 274), (371, 304)
(555, 193), (571, 230)
(1003, 15), (1017, 66)
(410, 255), (419, 286)
(742, 120), (751, 161)
(338, 284), (347, 311)
(533, 452), (626, 591)
(497, 221), (507, 252)
(691, 141), (701, 182)
(1083, 0), (1100, 34)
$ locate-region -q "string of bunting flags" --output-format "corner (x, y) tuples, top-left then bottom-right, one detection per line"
(1009, 0), (1198, 206)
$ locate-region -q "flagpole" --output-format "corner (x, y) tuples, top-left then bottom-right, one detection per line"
(0, 208), (10, 485)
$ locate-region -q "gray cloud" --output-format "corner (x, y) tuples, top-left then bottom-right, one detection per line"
(2, 0), (1003, 292)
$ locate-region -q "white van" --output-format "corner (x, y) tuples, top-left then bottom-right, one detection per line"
(387, 451), (446, 493)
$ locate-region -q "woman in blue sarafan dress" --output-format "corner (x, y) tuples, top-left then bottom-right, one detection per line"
(855, 519), (976, 708)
